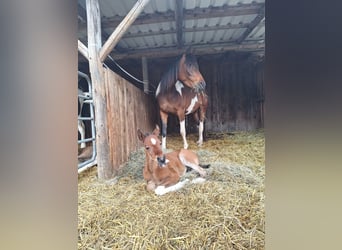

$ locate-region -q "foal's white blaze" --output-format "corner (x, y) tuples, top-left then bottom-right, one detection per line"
(151, 138), (157, 145)
(175, 81), (184, 96)
(180, 120), (188, 149)
(185, 95), (198, 115)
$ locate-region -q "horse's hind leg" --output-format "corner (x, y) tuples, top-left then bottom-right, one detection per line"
(179, 149), (207, 177)
(160, 110), (168, 151)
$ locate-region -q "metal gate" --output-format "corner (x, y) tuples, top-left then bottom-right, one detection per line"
(78, 71), (97, 173)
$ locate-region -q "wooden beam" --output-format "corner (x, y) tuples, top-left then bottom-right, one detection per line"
(174, 0), (184, 49)
(86, 0), (113, 180)
(78, 40), (88, 59)
(237, 5), (265, 43)
(99, 0), (151, 62)
(110, 42), (265, 60)
(79, 3), (263, 31)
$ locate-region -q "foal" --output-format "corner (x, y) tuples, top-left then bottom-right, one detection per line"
(137, 125), (209, 195)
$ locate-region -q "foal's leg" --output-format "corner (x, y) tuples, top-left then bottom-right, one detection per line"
(178, 149), (207, 177)
(160, 110), (168, 151)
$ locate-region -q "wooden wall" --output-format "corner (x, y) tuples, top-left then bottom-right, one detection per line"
(111, 51), (264, 135)
(200, 53), (264, 132)
(104, 68), (157, 171)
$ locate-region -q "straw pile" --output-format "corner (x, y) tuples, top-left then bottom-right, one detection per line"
(78, 130), (265, 249)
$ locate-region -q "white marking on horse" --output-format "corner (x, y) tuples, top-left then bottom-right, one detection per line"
(175, 81), (184, 96)
(180, 120), (188, 149)
(155, 83), (161, 97)
(151, 138), (157, 145)
(186, 95), (198, 115)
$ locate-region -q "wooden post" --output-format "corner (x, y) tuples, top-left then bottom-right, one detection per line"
(99, 0), (151, 62)
(86, 0), (113, 180)
(142, 56), (149, 94)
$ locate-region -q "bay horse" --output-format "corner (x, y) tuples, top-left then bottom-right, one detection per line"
(137, 125), (209, 195)
(155, 53), (208, 150)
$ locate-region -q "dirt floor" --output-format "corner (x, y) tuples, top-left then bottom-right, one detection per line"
(78, 130), (265, 249)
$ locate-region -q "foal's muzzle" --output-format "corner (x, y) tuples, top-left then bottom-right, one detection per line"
(157, 155), (166, 167)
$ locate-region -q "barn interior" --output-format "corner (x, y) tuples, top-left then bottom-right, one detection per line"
(78, 0), (265, 249)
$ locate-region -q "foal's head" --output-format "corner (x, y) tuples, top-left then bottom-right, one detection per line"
(137, 125), (163, 160)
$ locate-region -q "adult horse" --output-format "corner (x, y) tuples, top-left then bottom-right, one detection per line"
(155, 53), (208, 150)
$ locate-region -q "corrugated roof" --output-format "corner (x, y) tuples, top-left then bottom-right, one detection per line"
(78, 0), (265, 60)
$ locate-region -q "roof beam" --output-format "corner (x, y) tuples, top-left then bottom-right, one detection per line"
(79, 3), (263, 31)
(99, 0), (150, 62)
(122, 22), (248, 39)
(236, 5), (265, 43)
(78, 40), (88, 59)
(174, 0), (184, 49)
(110, 42), (265, 60)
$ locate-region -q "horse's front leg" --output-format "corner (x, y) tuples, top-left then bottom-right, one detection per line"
(179, 119), (189, 149)
(160, 110), (168, 151)
(197, 121), (204, 146)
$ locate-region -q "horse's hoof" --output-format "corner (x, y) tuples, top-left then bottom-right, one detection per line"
(184, 143), (189, 149)
(196, 140), (203, 147)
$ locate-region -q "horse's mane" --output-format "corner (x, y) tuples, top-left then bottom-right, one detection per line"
(158, 54), (199, 94)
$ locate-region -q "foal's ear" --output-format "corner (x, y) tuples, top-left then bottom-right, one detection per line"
(137, 129), (145, 141)
(152, 125), (160, 136)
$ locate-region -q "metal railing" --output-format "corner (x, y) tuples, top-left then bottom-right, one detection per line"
(78, 71), (97, 173)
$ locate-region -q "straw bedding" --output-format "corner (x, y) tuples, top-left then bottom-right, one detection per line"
(78, 130), (265, 249)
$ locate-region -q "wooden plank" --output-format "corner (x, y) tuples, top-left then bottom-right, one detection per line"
(174, 0), (184, 49)
(78, 40), (88, 59)
(99, 0), (151, 62)
(86, 0), (113, 179)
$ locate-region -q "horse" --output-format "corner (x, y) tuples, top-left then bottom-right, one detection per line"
(137, 125), (210, 195)
(155, 53), (208, 150)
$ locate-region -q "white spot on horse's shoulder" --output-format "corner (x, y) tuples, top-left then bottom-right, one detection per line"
(151, 138), (157, 145)
(175, 81), (184, 96)
(186, 95), (198, 114)
(155, 83), (161, 97)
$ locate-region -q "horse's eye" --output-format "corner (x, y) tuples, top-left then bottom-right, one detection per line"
(145, 146), (150, 150)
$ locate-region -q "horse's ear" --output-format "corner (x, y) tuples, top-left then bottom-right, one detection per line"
(137, 129), (145, 141)
(152, 125), (160, 136)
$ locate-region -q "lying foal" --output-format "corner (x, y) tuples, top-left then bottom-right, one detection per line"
(137, 125), (209, 195)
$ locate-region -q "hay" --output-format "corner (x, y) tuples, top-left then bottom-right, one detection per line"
(78, 131), (265, 249)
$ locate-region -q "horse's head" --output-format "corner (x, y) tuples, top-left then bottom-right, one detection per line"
(178, 54), (206, 92)
(137, 125), (164, 161)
